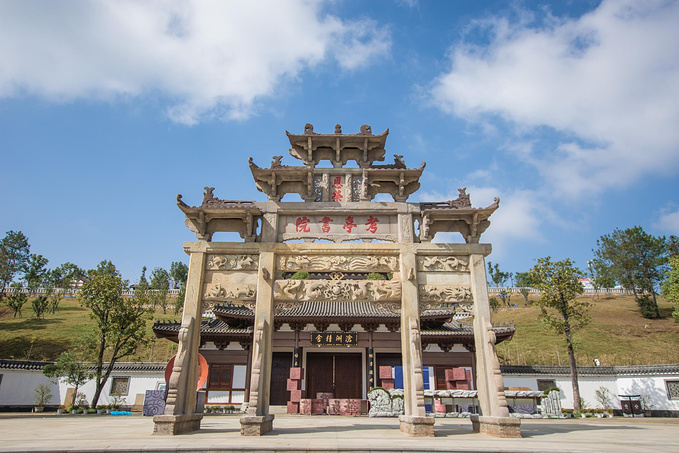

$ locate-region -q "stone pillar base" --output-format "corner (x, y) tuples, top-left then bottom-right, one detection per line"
(470, 415), (521, 438)
(152, 414), (203, 435)
(398, 415), (435, 437)
(240, 414), (275, 436)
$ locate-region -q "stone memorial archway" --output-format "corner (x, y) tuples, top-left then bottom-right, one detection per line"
(153, 124), (520, 438)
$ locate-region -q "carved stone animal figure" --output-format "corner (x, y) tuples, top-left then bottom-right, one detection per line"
(206, 283), (225, 298)
(209, 255), (228, 269)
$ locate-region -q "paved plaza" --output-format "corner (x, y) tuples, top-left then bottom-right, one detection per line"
(0, 413), (677, 452)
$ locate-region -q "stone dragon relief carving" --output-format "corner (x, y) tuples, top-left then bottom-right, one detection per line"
(278, 255), (398, 272)
(418, 285), (472, 303)
(416, 256), (469, 272)
(274, 279), (401, 302)
(207, 254), (258, 271)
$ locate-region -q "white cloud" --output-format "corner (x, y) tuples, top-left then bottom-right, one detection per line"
(0, 0), (390, 124)
(430, 0), (679, 199)
(654, 206), (679, 234)
(418, 185), (543, 254)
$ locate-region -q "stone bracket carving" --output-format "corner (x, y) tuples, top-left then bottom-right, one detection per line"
(418, 285), (472, 303)
(207, 254), (258, 271)
(278, 255), (398, 272)
(417, 256), (469, 272)
(274, 279), (401, 302)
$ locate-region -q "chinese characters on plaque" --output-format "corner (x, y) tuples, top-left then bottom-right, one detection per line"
(284, 215), (395, 238)
(311, 331), (358, 346)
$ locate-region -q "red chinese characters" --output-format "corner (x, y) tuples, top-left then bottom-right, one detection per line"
(365, 215), (379, 234)
(343, 216), (357, 233)
(319, 216), (333, 233)
(332, 176), (343, 202)
(295, 216), (311, 233)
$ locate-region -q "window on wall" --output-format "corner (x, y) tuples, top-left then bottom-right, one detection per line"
(208, 364), (233, 390)
(110, 376), (130, 396)
(537, 379), (556, 391)
(666, 380), (679, 400)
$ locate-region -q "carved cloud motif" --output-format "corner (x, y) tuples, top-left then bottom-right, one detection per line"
(417, 256), (469, 272)
(274, 280), (401, 302)
(278, 255), (398, 272)
(418, 285), (472, 303)
(207, 254), (258, 271)
(204, 283), (257, 300)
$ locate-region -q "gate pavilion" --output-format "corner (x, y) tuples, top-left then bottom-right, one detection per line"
(152, 123), (521, 438)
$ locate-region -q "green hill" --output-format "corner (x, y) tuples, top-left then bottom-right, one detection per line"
(1, 294), (678, 366)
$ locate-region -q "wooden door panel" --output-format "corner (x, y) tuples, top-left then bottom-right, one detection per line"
(270, 352), (292, 405)
(334, 353), (362, 399)
(306, 353), (334, 399)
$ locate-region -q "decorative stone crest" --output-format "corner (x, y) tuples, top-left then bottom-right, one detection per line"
(274, 279), (401, 302)
(207, 254), (258, 271)
(417, 256), (468, 272)
(278, 255), (398, 272)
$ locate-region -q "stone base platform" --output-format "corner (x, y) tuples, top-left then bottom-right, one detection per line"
(240, 414), (275, 436)
(152, 414), (203, 435)
(470, 414), (521, 438)
(399, 415), (435, 437)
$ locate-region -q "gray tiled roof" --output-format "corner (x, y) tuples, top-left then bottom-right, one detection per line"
(0, 359), (53, 370)
(213, 301), (456, 319)
(153, 319), (252, 334)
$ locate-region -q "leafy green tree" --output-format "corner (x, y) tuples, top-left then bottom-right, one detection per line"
(138, 266), (149, 289)
(150, 267), (170, 314)
(529, 257), (589, 412)
(31, 294), (50, 319)
(43, 352), (93, 407)
(78, 266), (152, 409)
(586, 258), (616, 297)
(594, 226), (668, 318)
(514, 272), (536, 304)
(0, 231), (30, 299)
(488, 262), (513, 306)
(91, 260), (119, 278)
(5, 283), (27, 317)
(174, 282), (186, 315)
(49, 262), (86, 290)
(169, 261), (189, 289)
(23, 253), (49, 294)
(662, 255), (679, 322)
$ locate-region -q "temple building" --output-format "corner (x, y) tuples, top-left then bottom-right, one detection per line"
(152, 124), (521, 438)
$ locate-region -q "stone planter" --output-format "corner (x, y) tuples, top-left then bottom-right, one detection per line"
(56, 409), (63, 415)
(33, 406), (44, 413)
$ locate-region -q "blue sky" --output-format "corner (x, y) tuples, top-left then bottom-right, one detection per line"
(1, 0), (678, 283)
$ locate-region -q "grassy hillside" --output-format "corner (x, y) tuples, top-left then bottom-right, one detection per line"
(491, 294), (679, 366)
(1, 294), (678, 366)
(0, 297), (179, 362)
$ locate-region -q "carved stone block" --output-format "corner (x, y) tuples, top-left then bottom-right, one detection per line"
(278, 254), (398, 272)
(286, 402), (299, 414)
(417, 255), (469, 272)
(417, 285), (472, 303)
(240, 414), (275, 436)
(289, 367), (304, 380)
(286, 379), (299, 391)
(290, 390), (305, 403)
(399, 415), (435, 437)
(379, 366), (393, 379)
(274, 279), (401, 302)
(207, 254), (258, 271)
(311, 399), (326, 415)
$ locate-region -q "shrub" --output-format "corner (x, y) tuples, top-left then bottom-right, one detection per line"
(290, 271), (310, 280)
(366, 272), (386, 280)
(489, 297), (500, 312)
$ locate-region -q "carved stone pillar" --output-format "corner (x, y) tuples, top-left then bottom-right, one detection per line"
(153, 249), (206, 435)
(469, 253), (521, 438)
(398, 246), (434, 437)
(240, 250), (275, 436)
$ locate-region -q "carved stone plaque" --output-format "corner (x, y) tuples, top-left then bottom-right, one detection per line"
(418, 285), (472, 303)
(274, 279), (401, 302)
(416, 256), (469, 272)
(277, 255), (398, 272)
(206, 254), (259, 271)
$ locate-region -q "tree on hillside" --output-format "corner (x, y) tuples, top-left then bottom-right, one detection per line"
(138, 266), (149, 289)
(594, 226), (668, 318)
(78, 266), (152, 409)
(586, 258), (616, 297)
(169, 261), (188, 289)
(662, 255), (679, 322)
(23, 254), (49, 294)
(49, 262), (86, 289)
(174, 282), (186, 315)
(488, 262), (513, 306)
(91, 260), (118, 278)
(5, 283), (27, 317)
(150, 267), (170, 314)
(514, 272), (536, 304)
(529, 257), (589, 412)
(43, 352), (92, 408)
(0, 231), (30, 299)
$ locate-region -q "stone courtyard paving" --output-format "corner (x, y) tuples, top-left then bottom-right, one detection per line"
(0, 413), (677, 452)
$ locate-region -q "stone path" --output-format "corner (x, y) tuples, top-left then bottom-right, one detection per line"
(0, 413), (677, 452)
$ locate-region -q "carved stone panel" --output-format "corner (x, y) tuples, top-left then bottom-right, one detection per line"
(416, 256), (469, 272)
(417, 285), (472, 303)
(273, 279), (401, 302)
(206, 254), (259, 271)
(277, 255), (398, 272)
(204, 282), (257, 301)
